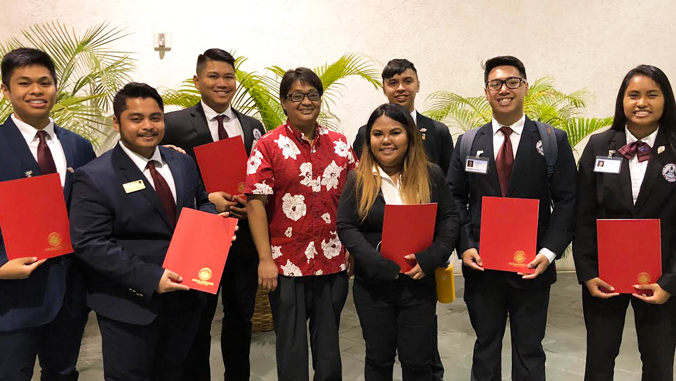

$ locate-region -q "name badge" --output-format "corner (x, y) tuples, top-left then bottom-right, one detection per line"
(594, 157), (622, 174)
(123, 180), (146, 193)
(465, 156), (489, 174)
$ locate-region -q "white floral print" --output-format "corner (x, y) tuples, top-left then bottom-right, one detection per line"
(321, 161), (343, 191)
(281, 259), (303, 277)
(339, 263), (347, 272)
(318, 126), (329, 135)
(252, 181), (273, 195)
(284, 227), (293, 238)
(282, 193), (307, 221)
(333, 140), (354, 164)
(304, 242), (317, 263)
(321, 231), (342, 259)
(315, 269), (324, 275)
(299, 162), (321, 192)
(271, 245), (282, 259)
(321, 213), (331, 224)
(275, 135), (301, 160)
(247, 149), (264, 175)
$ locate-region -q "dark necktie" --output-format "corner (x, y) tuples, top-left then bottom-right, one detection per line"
(215, 114), (229, 140)
(619, 141), (651, 163)
(36, 130), (57, 175)
(496, 126), (514, 197)
(147, 161), (176, 227)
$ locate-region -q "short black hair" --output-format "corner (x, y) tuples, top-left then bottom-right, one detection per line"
(279, 67), (324, 102)
(483, 56), (527, 84)
(113, 82), (164, 120)
(610, 65), (676, 134)
(196, 49), (235, 75)
(1, 47), (58, 89)
(381, 59), (417, 82)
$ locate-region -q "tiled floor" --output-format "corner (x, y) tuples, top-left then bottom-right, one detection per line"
(62, 273), (671, 380)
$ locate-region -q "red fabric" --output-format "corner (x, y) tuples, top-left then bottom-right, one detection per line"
(619, 141), (651, 163)
(36, 130), (57, 175)
(147, 161), (177, 227)
(216, 114), (229, 140)
(245, 122), (357, 276)
(496, 126), (514, 196)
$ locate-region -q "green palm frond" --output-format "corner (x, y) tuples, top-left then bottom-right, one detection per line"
(423, 92), (492, 131)
(563, 117), (614, 149)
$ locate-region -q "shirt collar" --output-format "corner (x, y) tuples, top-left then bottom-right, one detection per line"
(118, 141), (164, 173)
(12, 114), (56, 142)
(285, 121), (324, 147)
(411, 110), (417, 124)
(201, 101), (235, 122)
(373, 165), (399, 186)
(491, 114), (526, 136)
(625, 125), (659, 148)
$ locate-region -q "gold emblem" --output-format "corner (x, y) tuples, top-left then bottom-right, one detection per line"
(48, 232), (62, 247)
(198, 268), (213, 281)
(513, 251), (526, 264)
(637, 272), (651, 284)
(238, 182), (246, 193)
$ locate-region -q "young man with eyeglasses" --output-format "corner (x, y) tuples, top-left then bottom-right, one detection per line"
(245, 67), (357, 381)
(447, 56), (577, 381)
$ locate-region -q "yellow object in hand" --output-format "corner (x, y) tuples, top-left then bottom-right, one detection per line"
(435, 264), (455, 304)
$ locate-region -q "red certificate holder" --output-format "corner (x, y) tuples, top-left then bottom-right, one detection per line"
(479, 196), (539, 274)
(381, 203), (438, 273)
(194, 137), (248, 196)
(0, 173), (73, 260)
(162, 208), (238, 294)
(597, 219), (662, 294)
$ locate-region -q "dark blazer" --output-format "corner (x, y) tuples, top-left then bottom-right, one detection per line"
(69, 145), (216, 325)
(0, 117), (95, 331)
(447, 118), (577, 289)
(353, 112), (454, 175)
(336, 164), (460, 286)
(161, 102), (266, 259)
(573, 128), (676, 295)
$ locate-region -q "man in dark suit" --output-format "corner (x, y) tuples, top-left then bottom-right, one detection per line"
(69, 82), (222, 381)
(161, 48), (266, 381)
(447, 56), (577, 381)
(0, 48), (96, 381)
(353, 58), (454, 174)
(353, 58), (453, 381)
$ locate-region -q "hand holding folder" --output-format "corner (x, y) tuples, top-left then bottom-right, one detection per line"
(381, 204), (437, 273)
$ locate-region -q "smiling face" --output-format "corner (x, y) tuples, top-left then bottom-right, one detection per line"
(1, 65), (57, 129)
(623, 75), (664, 134)
(485, 65), (528, 126)
(370, 115), (409, 174)
(282, 80), (321, 130)
(383, 68), (420, 113)
(194, 59), (237, 113)
(114, 97), (165, 159)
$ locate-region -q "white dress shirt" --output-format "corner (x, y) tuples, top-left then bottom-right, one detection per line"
(410, 110), (417, 125)
(118, 142), (177, 203)
(374, 165), (403, 205)
(12, 114), (67, 186)
(626, 126), (658, 204)
(491, 114), (555, 264)
(201, 101), (244, 143)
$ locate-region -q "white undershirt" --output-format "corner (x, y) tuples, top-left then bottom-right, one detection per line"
(374, 165), (403, 205)
(411, 110), (417, 125)
(118, 142), (177, 203)
(12, 114), (67, 186)
(201, 101), (244, 143)
(626, 126), (658, 204)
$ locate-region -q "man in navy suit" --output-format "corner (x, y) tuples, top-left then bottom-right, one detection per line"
(69, 83), (223, 381)
(0, 48), (96, 381)
(447, 56), (577, 381)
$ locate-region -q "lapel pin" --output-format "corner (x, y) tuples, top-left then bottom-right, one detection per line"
(67, 167), (74, 173)
(24, 170), (33, 178)
(476, 150), (484, 157)
(608, 150), (616, 157)
(420, 128), (427, 133)
(658, 146), (665, 154)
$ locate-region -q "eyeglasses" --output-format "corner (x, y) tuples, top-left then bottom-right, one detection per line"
(286, 91), (321, 102)
(486, 77), (525, 91)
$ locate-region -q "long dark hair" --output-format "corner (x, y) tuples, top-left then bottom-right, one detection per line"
(610, 65), (676, 135)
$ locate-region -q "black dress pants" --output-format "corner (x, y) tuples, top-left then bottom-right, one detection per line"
(181, 253), (258, 381)
(353, 278), (437, 381)
(582, 287), (676, 381)
(268, 272), (348, 381)
(464, 280), (550, 381)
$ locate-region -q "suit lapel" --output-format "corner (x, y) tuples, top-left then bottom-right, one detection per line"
(634, 129), (672, 212)
(112, 145), (173, 229)
(234, 108), (255, 154)
(1, 118), (41, 178)
(191, 103), (213, 145)
(54, 127), (74, 203)
(604, 130), (634, 212)
(507, 119), (539, 197)
(474, 123), (501, 196)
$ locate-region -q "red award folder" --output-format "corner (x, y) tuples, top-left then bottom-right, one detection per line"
(381, 203), (438, 272)
(0, 174), (73, 260)
(162, 208), (238, 294)
(597, 219), (662, 294)
(479, 196), (539, 274)
(194, 137), (248, 195)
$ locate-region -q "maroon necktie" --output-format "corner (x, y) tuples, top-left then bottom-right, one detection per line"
(36, 130), (57, 175)
(215, 115), (229, 140)
(496, 127), (514, 197)
(147, 161), (176, 227)
(619, 141), (651, 162)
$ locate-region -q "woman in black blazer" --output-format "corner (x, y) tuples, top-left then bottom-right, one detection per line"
(337, 104), (459, 381)
(573, 65), (676, 381)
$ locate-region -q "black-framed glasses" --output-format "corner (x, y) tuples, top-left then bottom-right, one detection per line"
(287, 91), (321, 102)
(486, 77), (525, 91)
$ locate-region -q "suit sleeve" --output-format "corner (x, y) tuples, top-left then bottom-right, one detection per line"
(572, 137), (600, 283)
(352, 126), (366, 160)
(436, 121), (454, 175)
(414, 165), (460, 276)
(539, 130), (577, 258)
(336, 173), (400, 280)
(69, 168), (164, 299)
(447, 134), (475, 255)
